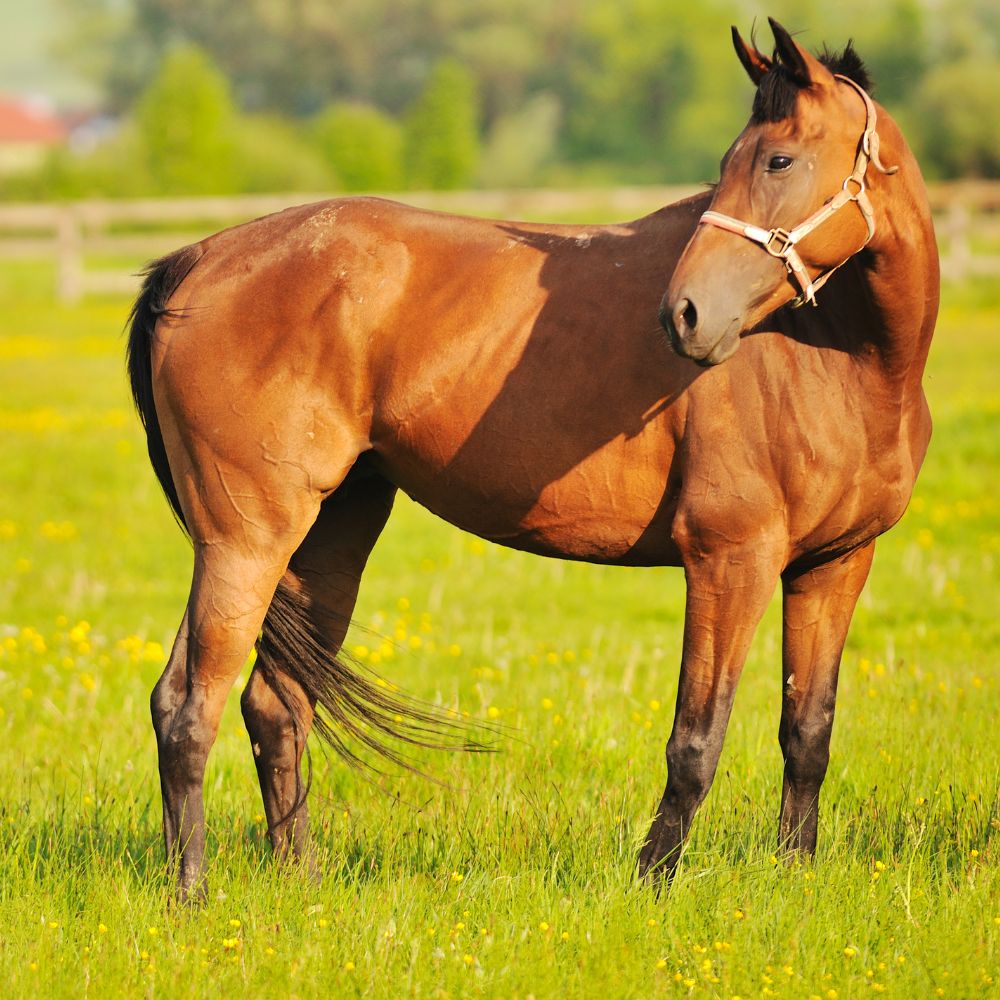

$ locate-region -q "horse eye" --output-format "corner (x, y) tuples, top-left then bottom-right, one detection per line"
(768, 155), (794, 171)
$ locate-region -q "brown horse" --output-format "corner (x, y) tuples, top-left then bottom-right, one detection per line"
(127, 19), (937, 898)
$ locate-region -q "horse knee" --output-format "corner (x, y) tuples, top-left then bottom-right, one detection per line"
(154, 715), (218, 797)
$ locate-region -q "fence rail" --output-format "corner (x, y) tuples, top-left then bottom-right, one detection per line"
(1, 182), (998, 301)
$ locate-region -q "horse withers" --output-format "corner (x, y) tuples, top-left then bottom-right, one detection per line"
(127, 19), (937, 898)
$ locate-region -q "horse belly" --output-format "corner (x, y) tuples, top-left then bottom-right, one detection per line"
(376, 421), (682, 566)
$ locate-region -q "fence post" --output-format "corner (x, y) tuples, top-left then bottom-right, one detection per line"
(944, 197), (970, 283)
(55, 206), (82, 303)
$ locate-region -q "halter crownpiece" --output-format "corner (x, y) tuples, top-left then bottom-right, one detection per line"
(698, 75), (898, 307)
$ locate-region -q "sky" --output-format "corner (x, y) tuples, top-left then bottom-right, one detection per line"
(0, 0), (97, 107)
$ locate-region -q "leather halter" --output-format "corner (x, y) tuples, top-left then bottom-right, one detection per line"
(698, 75), (898, 307)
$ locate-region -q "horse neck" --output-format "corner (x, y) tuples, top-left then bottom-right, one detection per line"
(855, 121), (939, 390)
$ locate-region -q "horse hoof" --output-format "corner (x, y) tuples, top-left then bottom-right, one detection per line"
(637, 836), (681, 889)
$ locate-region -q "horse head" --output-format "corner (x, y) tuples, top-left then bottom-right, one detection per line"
(662, 18), (899, 366)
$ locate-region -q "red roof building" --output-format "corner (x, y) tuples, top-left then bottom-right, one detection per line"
(0, 97), (68, 173)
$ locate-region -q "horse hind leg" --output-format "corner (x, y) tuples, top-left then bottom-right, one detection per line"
(240, 474), (396, 867)
(155, 538), (321, 900)
(150, 604), (190, 859)
(150, 443), (338, 900)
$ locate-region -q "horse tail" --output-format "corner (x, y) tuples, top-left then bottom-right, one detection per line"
(127, 244), (488, 771)
(257, 584), (492, 775)
(126, 244), (204, 533)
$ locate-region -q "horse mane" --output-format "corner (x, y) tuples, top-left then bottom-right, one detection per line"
(751, 40), (873, 123)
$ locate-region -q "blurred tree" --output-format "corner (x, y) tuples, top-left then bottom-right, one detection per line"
(311, 103), (404, 191)
(759, 0), (930, 111)
(477, 93), (561, 187)
(404, 59), (479, 189)
(863, 0), (929, 108)
(233, 116), (336, 193)
(3, 126), (154, 200)
(51, 0), (154, 114)
(914, 59), (1000, 177)
(134, 45), (239, 194)
(43, 0), (998, 187)
(928, 0), (1000, 61)
(53, 0), (569, 126)
(564, 0), (747, 181)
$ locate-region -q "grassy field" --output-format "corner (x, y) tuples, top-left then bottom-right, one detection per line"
(0, 254), (997, 999)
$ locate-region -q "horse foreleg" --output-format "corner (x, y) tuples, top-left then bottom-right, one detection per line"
(639, 541), (783, 883)
(778, 542), (875, 855)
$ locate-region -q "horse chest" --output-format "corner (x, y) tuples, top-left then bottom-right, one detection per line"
(675, 371), (922, 563)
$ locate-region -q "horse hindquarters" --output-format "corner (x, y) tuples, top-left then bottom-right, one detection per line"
(129, 250), (368, 896)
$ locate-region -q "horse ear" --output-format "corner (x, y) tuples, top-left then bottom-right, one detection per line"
(768, 17), (834, 88)
(732, 26), (772, 85)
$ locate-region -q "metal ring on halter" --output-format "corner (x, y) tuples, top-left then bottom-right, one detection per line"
(764, 228), (795, 257)
(842, 176), (865, 198)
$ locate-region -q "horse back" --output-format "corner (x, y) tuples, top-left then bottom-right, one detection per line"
(151, 196), (709, 565)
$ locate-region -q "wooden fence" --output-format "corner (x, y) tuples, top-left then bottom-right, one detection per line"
(1, 182), (998, 302)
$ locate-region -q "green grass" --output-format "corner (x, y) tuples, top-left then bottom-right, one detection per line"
(0, 255), (998, 999)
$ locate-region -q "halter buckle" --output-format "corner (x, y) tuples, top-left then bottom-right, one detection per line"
(763, 228), (795, 258)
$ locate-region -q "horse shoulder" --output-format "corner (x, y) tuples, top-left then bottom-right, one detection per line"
(667, 340), (930, 569)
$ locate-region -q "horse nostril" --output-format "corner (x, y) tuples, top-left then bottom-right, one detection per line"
(672, 298), (698, 337)
(684, 300), (698, 331)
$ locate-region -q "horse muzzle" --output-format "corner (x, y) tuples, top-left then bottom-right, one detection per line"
(659, 294), (740, 367)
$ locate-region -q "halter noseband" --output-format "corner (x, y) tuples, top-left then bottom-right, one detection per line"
(698, 75), (898, 307)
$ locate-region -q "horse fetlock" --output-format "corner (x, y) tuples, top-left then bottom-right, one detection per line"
(781, 721), (833, 786)
(665, 738), (718, 803)
(778, 796), (820, 855)
(175, 866), (209, 906)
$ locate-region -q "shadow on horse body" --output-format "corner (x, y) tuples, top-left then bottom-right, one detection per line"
(128, 19), (937, 898)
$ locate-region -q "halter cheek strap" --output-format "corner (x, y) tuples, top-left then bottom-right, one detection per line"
(698, 75), (898, 307)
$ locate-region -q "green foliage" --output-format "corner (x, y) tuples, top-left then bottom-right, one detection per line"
(860, 0), (929, 108)
(914, 59), (1000, 177)
(231, 115), (334, 194)
(134, 45), (239, 195)
(404, 59), (480, 190)
(18, 0), (1000, 196)
(2, 124), (157, 201)
(311, 102), (404, 192)
(477, 92), (560, 188)
(563, 0), (748, 182)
